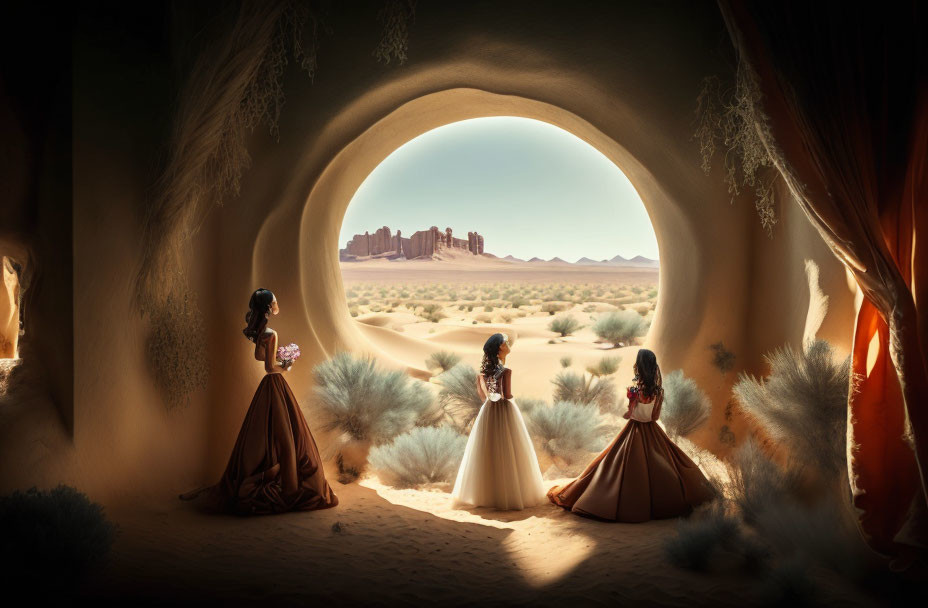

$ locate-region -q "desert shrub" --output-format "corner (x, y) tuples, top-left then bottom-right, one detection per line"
(425, 310), (446, 323)
(709, 341), (736, 373)
(559, 356), (572, 368)
(663, 500), (742, 571)
(592, 310), (647, 347)
(661, 369), (711, 438)
(551, 370), (617, 412)
(730, 442), (864, 579)
(312, 352), (433, 444)
(587, 355), (621, 377)
(636, 305), (650, 316)
(368, 426), (467, 489)
(733, 340), (849, 481)
(358, 297), (370, 305)
(728, 439), (804, 525)
(475, 314), (491, 323)
(349, 306), (359, 317)
(458, 304), (467, 310)
(517, 397), (546, 415)
(548, 314), (583, 337)
(582, 304), (596, 313)
(525, 401), (613, 470)
(467, 305), (474, 312)
(483, 305), (494, 312)
(648, 289), (658, 298)
(0, 485), (116, 587)
(541, 302), (563, 315)
(509, 295), (529, 308)
(547, 339), (556, 344)
(425, 351), (461, 373)
(435, 364), (484, 431)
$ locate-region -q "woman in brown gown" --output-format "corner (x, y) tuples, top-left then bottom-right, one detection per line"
(547, 349), (713, 522)
(183, 288), (338, 515)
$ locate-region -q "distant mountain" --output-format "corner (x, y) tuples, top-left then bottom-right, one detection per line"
(609, 254), (629, 263)
(527, 257), (545, 263)
(576, 257), (610, 266)
(628, 255), (659, 267)
(503, 254), (524, 262)
(548, 257), (570, 264)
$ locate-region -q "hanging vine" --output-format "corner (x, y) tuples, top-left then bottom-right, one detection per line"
(136, 0), (328, 408)
(695, 58), (781, 237)
(373, 0), (416, 65)
(137, 0), (418, 408)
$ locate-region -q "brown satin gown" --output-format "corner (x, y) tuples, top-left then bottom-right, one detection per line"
(547, 389), (713, 522)
(216, 334), (338, 515)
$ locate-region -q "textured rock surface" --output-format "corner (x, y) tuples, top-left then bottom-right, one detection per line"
(341, 225), (484, 260)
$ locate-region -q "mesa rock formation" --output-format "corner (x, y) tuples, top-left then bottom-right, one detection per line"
(341, 225), (484, 260)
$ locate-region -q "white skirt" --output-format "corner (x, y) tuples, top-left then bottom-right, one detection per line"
(451, 398), (546, 510)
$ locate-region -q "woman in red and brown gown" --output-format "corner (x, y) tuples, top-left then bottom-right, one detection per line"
(183, 288), (337, 515)
(547, 349), (713, 522)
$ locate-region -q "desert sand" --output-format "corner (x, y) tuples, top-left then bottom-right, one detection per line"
(342, 253), (659, 389)
(81, 474), (871, 606)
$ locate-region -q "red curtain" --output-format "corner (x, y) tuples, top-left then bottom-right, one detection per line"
(717, 1), (928, 554)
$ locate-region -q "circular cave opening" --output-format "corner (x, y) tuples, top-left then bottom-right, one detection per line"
(336, 116), (660, 398)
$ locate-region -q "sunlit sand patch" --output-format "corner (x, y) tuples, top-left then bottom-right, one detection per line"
(360, 475), (597, 585)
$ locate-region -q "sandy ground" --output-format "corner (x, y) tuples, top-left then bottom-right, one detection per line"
(78, 475), (875, 607)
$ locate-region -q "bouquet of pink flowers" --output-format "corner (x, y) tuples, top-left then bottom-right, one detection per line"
(276, 343), (301, 369)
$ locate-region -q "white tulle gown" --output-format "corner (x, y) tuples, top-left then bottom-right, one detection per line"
(451, 365), (547, 510)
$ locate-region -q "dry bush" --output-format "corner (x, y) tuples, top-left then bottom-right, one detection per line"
(425, 351), (461, 373)
(587, 355), (621, 377)
(0, 485), (116, 588)
(368, 426), (466, 489)
(548, 314), (583, 337)
(434, 364), (484, 432)
(312, 352), (433, 445)
(636, 304), (650, 316)
(525, 401), (614, 473)
(663, 500), (751, 571)
(592, 310), (647, 347)
(661, 369), (711, 438)
(733, 340), (850, 482)
(551, 371), (617, 413)
(559, 356), (572, 369)
(727, 439), (804, 525)
(541, 302), (563, 315)
(475, 314), (491, 323)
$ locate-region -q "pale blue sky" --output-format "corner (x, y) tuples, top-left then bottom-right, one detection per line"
(339, 117), (659, 262)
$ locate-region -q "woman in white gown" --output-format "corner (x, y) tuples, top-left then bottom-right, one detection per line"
(451, 333), (547, 510)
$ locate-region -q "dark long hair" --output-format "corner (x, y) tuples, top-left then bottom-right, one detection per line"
(633, 348), (663, 399)
(243, 288), (275, 342)
(479, 333), (507, 377)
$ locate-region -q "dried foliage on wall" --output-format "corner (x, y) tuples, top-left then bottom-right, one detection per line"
(146, 292), (209, 409)
(136, 1), (419, 408)
(135, 1), (327, 408)
(373, 0), (416, 65)
(695, 60), (782, 237)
